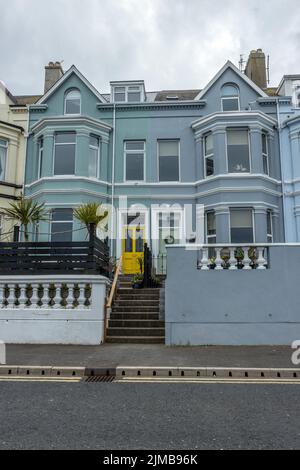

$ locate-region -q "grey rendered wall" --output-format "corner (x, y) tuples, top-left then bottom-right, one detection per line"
(165, 245), (300, 345)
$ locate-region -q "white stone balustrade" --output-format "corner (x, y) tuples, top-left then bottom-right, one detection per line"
(0, 279), (92, 309)
(0, 275), (110, 345)
(198, 244), (268, 270)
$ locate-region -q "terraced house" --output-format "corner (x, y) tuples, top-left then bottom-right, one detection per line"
(25, 50), (284, 274)
(0, 82), (31, 240)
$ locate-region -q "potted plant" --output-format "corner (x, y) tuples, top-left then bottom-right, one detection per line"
(1, 194), (48, 241)
(132, 273), (143, 289)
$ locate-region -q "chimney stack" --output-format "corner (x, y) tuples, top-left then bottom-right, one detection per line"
(244, 49), (267, 89)
(44, 61), (64, 93)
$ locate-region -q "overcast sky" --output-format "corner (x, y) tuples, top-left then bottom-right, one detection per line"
(1, 0), (299, 95)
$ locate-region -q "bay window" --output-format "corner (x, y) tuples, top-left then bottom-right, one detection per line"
(0, 138), (7, 181)
(230, 209), (254, 243)
(204, 133), (214, 177)
(227, 129), (250, 173)
(51, 208), (73, 242)
(89, 135), (100, 178)
(54, 132), (76, 175)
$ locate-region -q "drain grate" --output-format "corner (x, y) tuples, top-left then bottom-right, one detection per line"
(85, 375), (115, 383)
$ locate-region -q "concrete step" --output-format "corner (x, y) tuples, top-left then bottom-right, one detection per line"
(110, 313), (160, 320)
(116, 294), (159, 301)
(106, 336), (165, 344)
(107, 327), (165, 337)
(114, 299), (160, 306)
(118, 288), (160, 294)
(112, 306), (160, 313)
(108, 320), (165, 328)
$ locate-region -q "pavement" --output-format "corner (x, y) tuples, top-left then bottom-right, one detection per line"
(6, 343), (297, 368)
(1, 381), (300, 449)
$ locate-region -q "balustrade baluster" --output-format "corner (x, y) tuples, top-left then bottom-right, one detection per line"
(200, 248), (210, 270)
(53, 283), (62, 309)
(0, 284), (5, 308)
(7, 283), (16, 308)
(78, 283), (86, 307)
(229, 247), (237, 270)
(31, 283), (40, 308)
(42, 283), (51, 309)
(257, 247), (267, 270)
(18, 283), (28, 309)
(215, 248), (223, 270)
(66, 283), (74, 308)
(242, 247), (251, 270)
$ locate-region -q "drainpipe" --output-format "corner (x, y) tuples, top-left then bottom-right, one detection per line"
(22, 104), (30, 195)
(110, 103), (116, 257)
(276, 98), (287, 242)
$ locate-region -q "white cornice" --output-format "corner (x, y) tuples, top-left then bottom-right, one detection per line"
(30, 115), (112, 134)
(194, 61), (267, 100)
(191, 111), (277, 130)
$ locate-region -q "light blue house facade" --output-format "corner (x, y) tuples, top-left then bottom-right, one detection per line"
(24, 60), (284, 273)
(276, 75), (300, 242)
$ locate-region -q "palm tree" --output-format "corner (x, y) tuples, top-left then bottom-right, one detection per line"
(0, 195), (48, 242)
(73, 202), (108, 237)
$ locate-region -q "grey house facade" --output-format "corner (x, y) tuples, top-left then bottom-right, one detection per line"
(24, 56), (284, 274)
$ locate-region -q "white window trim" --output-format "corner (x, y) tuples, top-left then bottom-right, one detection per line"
(221, 96), (240, 112)
(113, 85), (143, 103)
(38, 138), (44, 179)
(157, 139), (181, 183)
(205, 211), (216, 244)
(0, 138), (8, 181)
(89, 135), (101, 179)
(123, 141), (146, 182)
(262, 132), (269, 176)
(64, 89), (81, 116)
(226, 128), (251, 175)
(53, 133), (77, 176)
(203, 134), (214, 178)
(267, 210), (273, 243)
(229, 208), (255, 244)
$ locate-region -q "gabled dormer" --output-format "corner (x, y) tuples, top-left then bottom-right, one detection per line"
(194, 61), (267, 114)
(110, 80), (146, 103)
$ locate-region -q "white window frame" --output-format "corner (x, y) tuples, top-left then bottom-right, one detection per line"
(38, 137), (44, 179)
(124, 140), (146, 182)
(50, 208), (73, 242)
(157, 139), (180, 182)
(0, 138), (8, 181)
(89, 135), (100, 179)
(64, 89), (81, 115)
(0, 215), (2, 240)
(221, 84), (240, 112)
(151, 206), (185, 257)
(53, 132), (76, 176)
(205, 211), (216, 244)
(226, 128), (251, 174)
(203, 133), (214, 178)
(267, 210), (273, 243)
(229, 208), (255, 244)
(113, 85), (143, 103)
(262, 132), (269, 176)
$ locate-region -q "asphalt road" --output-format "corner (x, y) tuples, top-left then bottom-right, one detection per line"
(0, 381), (300, 450)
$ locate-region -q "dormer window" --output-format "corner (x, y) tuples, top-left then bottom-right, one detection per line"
(221, 84), (240, 111)
(112, 83), (144, 103)
(64, 89), (81, 115)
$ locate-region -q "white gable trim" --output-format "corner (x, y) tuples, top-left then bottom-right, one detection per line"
(194, 61), (267, 100)
(36, 65), (106, 104)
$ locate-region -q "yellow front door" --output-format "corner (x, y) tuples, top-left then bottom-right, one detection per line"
(122, 226), (145, 274)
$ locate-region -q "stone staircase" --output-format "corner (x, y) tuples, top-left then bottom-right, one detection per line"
(106, 275), (165, 343)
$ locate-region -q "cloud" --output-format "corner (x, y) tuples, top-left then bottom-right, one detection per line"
(0, 0), (299, 95)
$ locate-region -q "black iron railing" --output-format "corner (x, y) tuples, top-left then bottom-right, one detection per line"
(142, 243), (166, 288)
